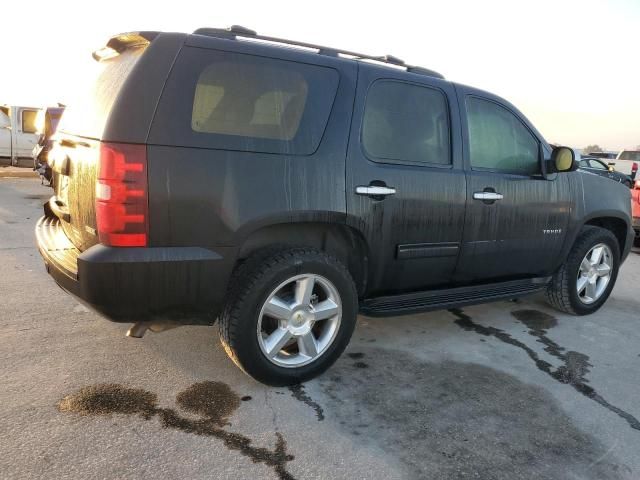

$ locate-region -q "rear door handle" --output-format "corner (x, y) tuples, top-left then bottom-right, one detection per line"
(473, 191), (504, 201)
(356, 186), (396, 197)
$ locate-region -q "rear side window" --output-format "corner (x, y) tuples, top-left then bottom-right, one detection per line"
(21, 110), (38, 133)
(152, 47), (339, 155)
(619, 151), (640, 161)
(362, 80), (451, 165)
(58, 47), (146, 139)
(466, 97), (539, 174)
(192, 62), (308, 141)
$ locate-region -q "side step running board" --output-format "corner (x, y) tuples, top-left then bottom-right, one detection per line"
(360, 277), (551, 317)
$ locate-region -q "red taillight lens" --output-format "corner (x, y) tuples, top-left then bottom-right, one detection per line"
(96, 143), (148, 247)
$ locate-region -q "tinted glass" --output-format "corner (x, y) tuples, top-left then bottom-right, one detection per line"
(362, 81), (450, 165)
(466, 97), (539, 174)
(153, 47), (339, 155)
(619, 151), (640, 161)
(192, 61), (308, 141)
(21, 110), (38, 133)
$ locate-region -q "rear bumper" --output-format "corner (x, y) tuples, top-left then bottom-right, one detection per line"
(36, 215), (235, 323)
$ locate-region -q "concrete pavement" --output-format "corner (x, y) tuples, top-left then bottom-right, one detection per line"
(1, 177), (639, 479)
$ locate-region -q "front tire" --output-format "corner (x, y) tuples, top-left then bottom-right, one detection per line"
(219, 248), (358, 386)
(545, 226), (620, 315)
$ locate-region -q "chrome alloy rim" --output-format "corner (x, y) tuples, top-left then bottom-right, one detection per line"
(576, 243), (613, 305)
(257, 274), (342, 368)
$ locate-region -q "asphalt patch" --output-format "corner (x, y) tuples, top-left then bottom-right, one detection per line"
(318, 347), (630, 479)
(58, 381), (295, 480)
(451, 308), (640, 432)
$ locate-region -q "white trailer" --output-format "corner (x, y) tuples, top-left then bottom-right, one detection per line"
(0, 105), (42, 166)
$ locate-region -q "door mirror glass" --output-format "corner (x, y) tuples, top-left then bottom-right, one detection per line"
(0, 112), (10, 129)
(551, 146), (576, 172)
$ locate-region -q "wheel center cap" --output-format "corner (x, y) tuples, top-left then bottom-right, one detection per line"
(288, 309), (314, 334)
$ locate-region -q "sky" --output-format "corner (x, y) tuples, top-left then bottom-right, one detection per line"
(3, 0), (639, 150)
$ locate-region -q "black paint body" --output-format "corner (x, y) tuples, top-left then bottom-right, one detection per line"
(36, 31), (635, 322)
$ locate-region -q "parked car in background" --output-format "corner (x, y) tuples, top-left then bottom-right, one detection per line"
(578, 156), (633, 188)
(35, 27), (635, 386)
(587, 151), (618, 160)
(0, 105), (43, 166)
(32, 106), (65, 184)
(632, 181), (640, 247)
(613, 150), (640, 178)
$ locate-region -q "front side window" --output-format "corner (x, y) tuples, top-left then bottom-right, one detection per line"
(22, 110), (38, 134)
(466, 97), (539, 174)
(362, 80), (451, 165)
(589, 159), (607, 170)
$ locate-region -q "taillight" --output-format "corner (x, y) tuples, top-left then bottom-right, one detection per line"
(632, 162), (638, 180)
(96, 142), (148, 247)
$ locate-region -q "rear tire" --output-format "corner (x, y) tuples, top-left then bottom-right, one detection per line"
(545, 226), (620, 315)
(219, 248), (358, 386)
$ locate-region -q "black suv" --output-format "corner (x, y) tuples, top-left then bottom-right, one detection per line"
(36, 27), (634, 385)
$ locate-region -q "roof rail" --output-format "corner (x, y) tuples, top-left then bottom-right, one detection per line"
(192, 26), (445, 80)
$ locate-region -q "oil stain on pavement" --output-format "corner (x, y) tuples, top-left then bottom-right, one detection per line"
(319, 348), (630, 479)
(58, 381), (295, 480)
(288, 383), (324, 421)
(451, 308), (640, 432)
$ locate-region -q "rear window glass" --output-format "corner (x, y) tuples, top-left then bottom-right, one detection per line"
(58, 47), (145, 139)
(151, 47), (339, 155)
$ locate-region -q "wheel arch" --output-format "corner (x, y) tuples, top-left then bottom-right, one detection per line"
(583, 215), (630, 256)
(237, 221), (371, 297)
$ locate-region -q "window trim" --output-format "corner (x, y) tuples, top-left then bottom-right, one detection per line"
(360, 78), (453, 169)
(465, 95), (542, 177)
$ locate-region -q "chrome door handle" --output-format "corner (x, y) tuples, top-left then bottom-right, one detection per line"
(356, 186), (396, 197)
(473, 191), (504, 201)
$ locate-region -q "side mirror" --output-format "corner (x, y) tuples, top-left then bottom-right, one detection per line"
(0, 113), (10, 129)
(550, 146), (577, 173)
(608, 166), (614, 172)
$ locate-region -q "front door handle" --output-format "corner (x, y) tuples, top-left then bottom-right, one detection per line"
(473, 191), (504, 201)
(356, 185), (396, 197)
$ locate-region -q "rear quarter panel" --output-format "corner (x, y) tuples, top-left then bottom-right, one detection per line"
(146, 38), (357, 251)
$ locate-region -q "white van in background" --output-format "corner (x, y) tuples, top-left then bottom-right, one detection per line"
(0, 105), (43, 166)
